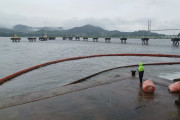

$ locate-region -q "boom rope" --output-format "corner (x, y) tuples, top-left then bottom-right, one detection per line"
(65, 61), (180, 85)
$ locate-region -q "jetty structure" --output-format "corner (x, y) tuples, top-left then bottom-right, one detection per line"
(105, 37), (111, 42)
(28, 37), (36, 42)
(25, 35), (180, 47)
(39, 37), (48, 41)
(83, 37), (88, 41)
(93, 37), (98, 42)
(141, 38), (149, 45)
(62, 37), (67, 40)
(10, 34), (21, 42)
(68, 36), (73, 40)
(120, 38), (127, 44)
(171, 38), (180, 46)
(39, 33), (48, 41)
(75, 37), (80, 41)
(47, 37), (56, 40)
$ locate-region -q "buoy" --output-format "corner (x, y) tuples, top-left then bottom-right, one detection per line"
(143, 80), (155, 93)
(168, 81), (180, 93)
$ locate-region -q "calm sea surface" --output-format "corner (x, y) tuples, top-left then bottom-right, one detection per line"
(0, 37), (180, 99)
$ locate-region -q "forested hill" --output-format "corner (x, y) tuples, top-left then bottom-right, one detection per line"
(0, 24), (163, 37)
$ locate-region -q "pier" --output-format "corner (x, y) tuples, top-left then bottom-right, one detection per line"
(11, 38), (21, 42)
(93, 37), (98, 42)
(171, 38), (180, 46)
(28, 37), (36, 42)
(120, 38), (127, 44)
(48, 37), (56, 40)
(9, 35), (180, 46)
(83, 37), (88, 41)
(62, 37), (67, 40)
(75, 37), (80, 41)
(141, 38), (149, 45)
(11, 34), (21, 42)
(105, 37), (111, 42)
(39, 37), (47, 41)
(68, 37), (73, 40)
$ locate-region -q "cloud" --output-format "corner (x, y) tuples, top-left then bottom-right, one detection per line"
(0, 0), (180, 35)
(1, 11), (180, 35)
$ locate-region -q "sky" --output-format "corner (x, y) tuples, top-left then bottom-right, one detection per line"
(0, 0), (180, 35)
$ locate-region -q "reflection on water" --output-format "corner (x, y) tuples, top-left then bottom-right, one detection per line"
(0, 37), (180, 99)
(138, 87), (154, 101)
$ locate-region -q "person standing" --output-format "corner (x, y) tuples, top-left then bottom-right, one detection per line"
(138, 62), (144, 86)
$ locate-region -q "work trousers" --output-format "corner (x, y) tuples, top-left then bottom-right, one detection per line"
(139, 71), (144, 84)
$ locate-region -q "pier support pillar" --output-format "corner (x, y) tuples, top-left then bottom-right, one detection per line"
(93, 38), (98, 42)
(120, 38), (127, 44)
(62, 37), (67, 40)
(142, 40), (149, 45)
(75, 37), (80, 41)
(105, 38), (111, 43)
(83, 37), (88, 41)
(171, 38), (180, 46)
(121, 40), (127, 44)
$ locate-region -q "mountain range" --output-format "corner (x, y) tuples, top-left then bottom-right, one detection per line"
(0, 24), (163, 37)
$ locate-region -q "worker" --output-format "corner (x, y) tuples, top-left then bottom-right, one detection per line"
(138, 62), (144, 86)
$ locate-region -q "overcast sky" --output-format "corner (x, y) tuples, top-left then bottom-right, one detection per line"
(0, 0), (180, 34)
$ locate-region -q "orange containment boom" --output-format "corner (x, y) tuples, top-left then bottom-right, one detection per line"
(143, 80), (155, 93)
(1, 53), (180, 85)
(168, 81), (180, 93)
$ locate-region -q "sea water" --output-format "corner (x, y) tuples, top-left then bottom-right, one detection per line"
(0, 37), (180, 99)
